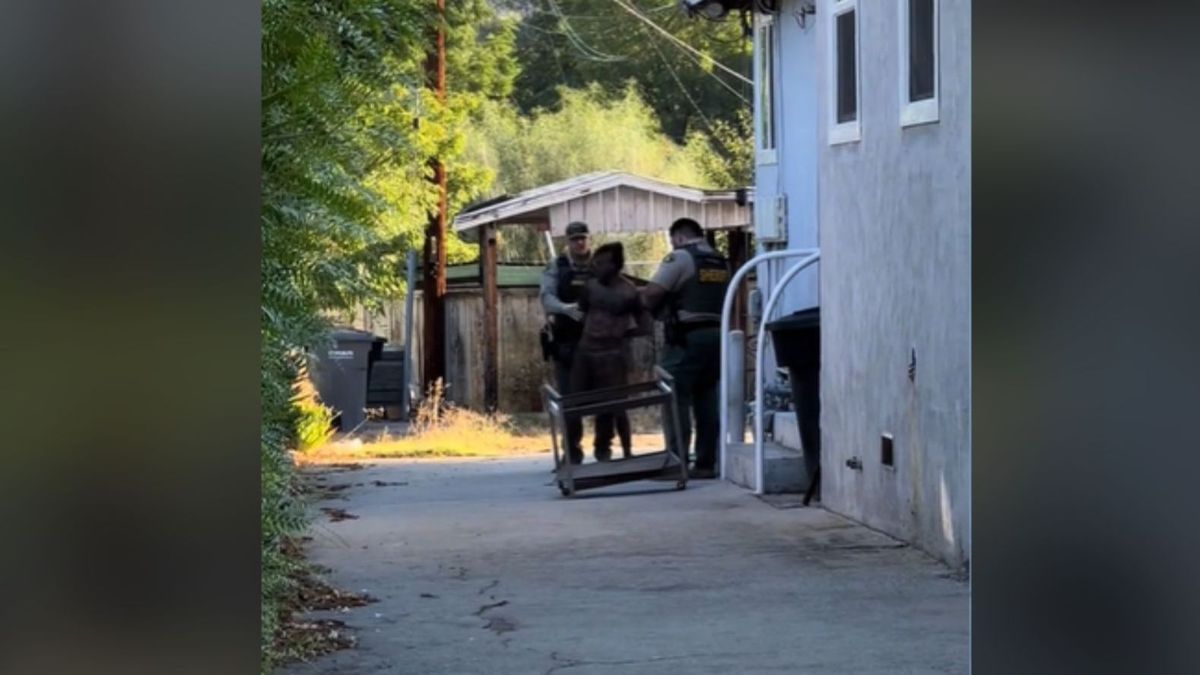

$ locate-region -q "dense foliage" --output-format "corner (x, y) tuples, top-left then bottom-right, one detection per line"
(497, 0), (754, 199)
(261, 0), (514, 668)
(501, 0), (752, 142)
(465, 84), (711, 194)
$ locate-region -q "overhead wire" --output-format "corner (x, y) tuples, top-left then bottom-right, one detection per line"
(607, 0), (752, 86)
(665, 37), (751, 104)
(644, 23), (744, 160)
(523, 0), (751, 106)
(634, 11), (751, 105)
(596, 0), (751, 104)
(547, 0), (628, 63)
(644, 23), (717, 132)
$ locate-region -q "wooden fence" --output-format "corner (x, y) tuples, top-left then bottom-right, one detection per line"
(344, 287), (767, 418)
(348, 287), (665, 414)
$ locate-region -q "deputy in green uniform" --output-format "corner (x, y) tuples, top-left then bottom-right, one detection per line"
(539, 221), (601, 463)
(641, 217), (731, 479)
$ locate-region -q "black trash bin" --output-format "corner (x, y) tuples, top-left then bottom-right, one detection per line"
(310, 328), (381, 431)
(765, 307), (820, 490)
(367, 346), (407, 420)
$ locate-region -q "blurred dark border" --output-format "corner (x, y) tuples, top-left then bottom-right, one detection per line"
(3, 1), (1200, 673)
(0, 3), (261, 673)
(975, 1), (1200, 672)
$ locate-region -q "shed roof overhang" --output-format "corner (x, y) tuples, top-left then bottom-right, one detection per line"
(451, 171), (752, 239)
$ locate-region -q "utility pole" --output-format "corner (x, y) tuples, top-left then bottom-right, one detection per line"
(421, 0), (447, 394)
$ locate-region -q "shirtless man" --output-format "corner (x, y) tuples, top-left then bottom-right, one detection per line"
(569, 242), (651, 462)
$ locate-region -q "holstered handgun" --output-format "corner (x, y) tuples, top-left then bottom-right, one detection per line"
(539, 322), (554, 361)
(663, 300), (687, 348)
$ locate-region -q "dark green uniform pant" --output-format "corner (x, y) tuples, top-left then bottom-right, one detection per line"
(661, 326), (721, 470)
(552, 343), (583, 463)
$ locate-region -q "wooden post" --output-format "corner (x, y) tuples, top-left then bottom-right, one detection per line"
(401, 250), (417, 420)
(727, 229), (750, 331)
(481, 224), (500, 413)
(421, 0), (448, 392)
(535, 219), (554, 262)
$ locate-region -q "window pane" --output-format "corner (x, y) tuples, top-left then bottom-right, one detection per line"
(909, 0), (935, 101)
(758, 25), (775, 151)
(766, 27), (775, 148)
(836, 10), (856, 123)
(758, 27), (767, 144)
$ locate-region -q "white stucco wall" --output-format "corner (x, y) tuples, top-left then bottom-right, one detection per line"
(814, 0), (971, 567)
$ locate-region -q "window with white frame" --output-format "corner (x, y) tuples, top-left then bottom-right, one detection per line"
(900, 0), (939, 126)
(755, 14), (777, 164)
(828, 0), (860, 144)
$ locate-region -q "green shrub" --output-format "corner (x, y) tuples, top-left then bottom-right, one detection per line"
(261, 1), (516, 668)
(295, 400), (335, 453)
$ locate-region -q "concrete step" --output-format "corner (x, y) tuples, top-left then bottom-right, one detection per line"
(772, 411), (802, 450)
(725, 440), (811, 494)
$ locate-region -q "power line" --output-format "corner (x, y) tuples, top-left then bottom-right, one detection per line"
(659, 32), (751, 104)
(549, 0), (622, 62)
(643, 22), (744, 161)
(548, 0), (628, 63)
(629, 9), (751, 105)
(572, 1), (751, 104)
(522, 1), (750, 106)
(607, 0), (752, 86)
(646, 20), (749, 114)
(645, 24), (717, 131)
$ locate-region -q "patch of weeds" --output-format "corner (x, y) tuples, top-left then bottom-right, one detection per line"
(273, 536), (377, 665)
(275, 618), (356, 658)
(321, 379), (551, 459)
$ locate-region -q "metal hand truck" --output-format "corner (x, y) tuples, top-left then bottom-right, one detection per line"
(541, 366), (688, 497)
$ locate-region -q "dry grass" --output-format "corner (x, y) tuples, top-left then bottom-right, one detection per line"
(358, 409), (550, 458)
(298, 379), (674, 462)
(365, 379), (549, 457)
(300, 379), (550, 460)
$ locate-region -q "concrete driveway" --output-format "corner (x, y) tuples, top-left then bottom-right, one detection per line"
(284, 456), (968, 674)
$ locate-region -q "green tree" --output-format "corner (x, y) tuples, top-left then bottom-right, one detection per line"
(260, 0), (515, 668)
(466, 84), (711, 193)
(463, 84), (730, 270)
(682, 107), (754, 187)
(506, 0), (752, 142)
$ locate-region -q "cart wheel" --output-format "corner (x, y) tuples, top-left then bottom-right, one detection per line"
(675, 481), (687, 491)
(558, 482), (572, 497)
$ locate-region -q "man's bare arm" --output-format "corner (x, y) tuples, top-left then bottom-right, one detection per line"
(628, 305), (653, 338)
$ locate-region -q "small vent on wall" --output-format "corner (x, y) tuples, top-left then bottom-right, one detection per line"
(881, 433), (895, 468)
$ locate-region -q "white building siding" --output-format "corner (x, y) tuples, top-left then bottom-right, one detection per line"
(813, 0), (971, 566)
